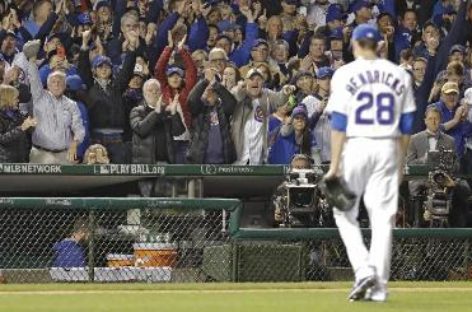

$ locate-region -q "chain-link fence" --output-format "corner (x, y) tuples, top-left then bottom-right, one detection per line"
(0, 198), (470, 283)
(0, 198), (239, 283)
(224, 237), (471, 282)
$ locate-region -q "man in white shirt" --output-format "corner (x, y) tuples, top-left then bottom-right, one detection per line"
(231, 68), (295, 164)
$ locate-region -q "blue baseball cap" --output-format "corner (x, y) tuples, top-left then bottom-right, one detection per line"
(316, 67), (334, 79)
(351, 23), (382, 43)
(77, 13), (92, 25)
(66, 75), (85, 91)
(217, 20), (235, 32)
(326, 4), (344, 23)
(92, 55), (112, 69)
(329, 27), (343, 40)
(350, 0), (371, 13)
(166, 66), (185, 78)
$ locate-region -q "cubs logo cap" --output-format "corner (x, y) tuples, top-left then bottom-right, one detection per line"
(351, 23), (382, 43)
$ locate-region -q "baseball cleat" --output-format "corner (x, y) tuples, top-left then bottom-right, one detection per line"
(348, 275), (376, 301)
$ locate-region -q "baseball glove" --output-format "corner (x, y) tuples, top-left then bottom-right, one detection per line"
(319, 176), (357, 212)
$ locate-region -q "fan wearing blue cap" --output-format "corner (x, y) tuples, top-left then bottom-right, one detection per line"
(313, 4), (346, 42)
(77, 29), (139, 163)
(391, 9), (419, 62)
(268, 104), (315, 165)
(239, 39), (270, 80)
(348, 0), (372, 28)
(316, 67), (334, 97)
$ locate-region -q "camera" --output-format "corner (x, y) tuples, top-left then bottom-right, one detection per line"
(273, 166), (332, 227)
(423, 148), (455, 227)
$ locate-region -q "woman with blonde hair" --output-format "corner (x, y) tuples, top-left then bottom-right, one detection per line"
(83, 144), (110, 164)
(0, 85), (37, 162)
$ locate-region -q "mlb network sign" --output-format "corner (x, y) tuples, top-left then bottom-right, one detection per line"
(0, 164), (62, 174)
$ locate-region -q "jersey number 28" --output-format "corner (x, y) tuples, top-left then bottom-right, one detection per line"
(355, 92), (394, 125)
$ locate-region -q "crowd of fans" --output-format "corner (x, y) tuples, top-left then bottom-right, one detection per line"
(0, 0), (470, 171)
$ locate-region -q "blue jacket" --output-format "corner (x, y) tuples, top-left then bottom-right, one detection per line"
(268, 130), (314, 165)
(148, 12), (180, 71)
(76, 101), (90, 161)
(188, 16), (209, 52)
(52, 239), (86, 267)
(229, 22), (258, 67)
(434, 100), (472, 157)
(394, 26), (413, 61)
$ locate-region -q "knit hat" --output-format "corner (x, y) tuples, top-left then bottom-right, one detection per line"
(166, 65), (185, 78)
(291, 105), (308, 119)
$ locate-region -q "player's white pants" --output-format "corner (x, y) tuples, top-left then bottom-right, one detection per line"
(334, 138), (399, 289)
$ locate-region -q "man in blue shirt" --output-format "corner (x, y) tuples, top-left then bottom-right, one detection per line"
(53, 218), (89, 267)
(433, 81), (472, 159)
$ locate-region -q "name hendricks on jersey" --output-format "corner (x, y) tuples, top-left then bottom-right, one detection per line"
(345, 70), (406, 97)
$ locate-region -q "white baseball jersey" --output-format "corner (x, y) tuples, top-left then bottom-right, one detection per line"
(327, 58), (416, 138)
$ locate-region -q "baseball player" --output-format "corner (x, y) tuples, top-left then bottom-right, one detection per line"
(324, 24), (416, 302)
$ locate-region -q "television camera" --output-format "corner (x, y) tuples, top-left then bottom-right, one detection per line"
(273, 166), (332, 227)
(423, 148), (456, 227)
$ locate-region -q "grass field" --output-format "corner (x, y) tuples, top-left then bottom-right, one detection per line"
(0, 282), (471, 312)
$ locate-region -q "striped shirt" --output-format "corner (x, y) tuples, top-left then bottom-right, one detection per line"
(29, 62), (85, 151)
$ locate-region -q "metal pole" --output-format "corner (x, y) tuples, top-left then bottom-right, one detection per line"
(87, 210), (95, 282)
(231, 241), (238, 282)
(188, 179), (195, 198)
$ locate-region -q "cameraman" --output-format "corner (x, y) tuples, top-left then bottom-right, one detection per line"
(273, 154), (313, 225)
(407, 106), (470, 227)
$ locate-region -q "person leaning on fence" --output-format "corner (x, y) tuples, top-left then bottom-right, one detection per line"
(24, 40), (85, 165)
(0, 85), (36, 163)
(83, 144), (109, 165)
(52, 217), (89, 268)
